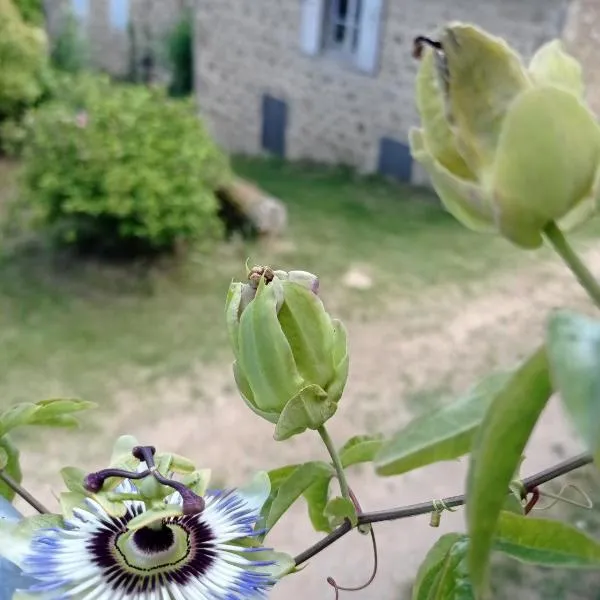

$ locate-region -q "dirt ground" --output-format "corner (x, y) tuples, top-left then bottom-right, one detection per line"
(17, 242), (600, 599)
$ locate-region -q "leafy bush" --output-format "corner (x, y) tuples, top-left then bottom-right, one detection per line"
(50, 11), (90, 74)
(0, 0), (47, 122)
(18, 75), (230, 256)
(165, 11), (194, 97)
(12, 0), (43, 23)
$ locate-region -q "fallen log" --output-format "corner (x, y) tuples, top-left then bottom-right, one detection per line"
(216, 177), (287, 238)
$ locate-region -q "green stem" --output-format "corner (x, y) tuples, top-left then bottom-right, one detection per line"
(544, 222), (600, 309)
(318, 425), (351, 500)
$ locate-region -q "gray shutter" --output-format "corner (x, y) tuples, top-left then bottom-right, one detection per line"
(300, 0), (326, 56)
(355, 0), (384, 74)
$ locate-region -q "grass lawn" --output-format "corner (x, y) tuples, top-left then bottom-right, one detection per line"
(0, 156), (548, 411)
(2, 156), (600, 599)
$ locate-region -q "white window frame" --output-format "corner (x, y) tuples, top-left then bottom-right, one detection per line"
(323, 0), (363, 59)
(299, 0), (384, 75)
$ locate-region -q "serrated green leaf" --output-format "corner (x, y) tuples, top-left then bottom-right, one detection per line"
(547, 310), (600, 462)
(495, 511), (600, 567)
(466, 346), (552, 598)
(340, 434), (384, 469)
(0, 437), (21, 502)
(324, 496), (357, 528)
(303, 474), (332, 533)
(413, 534), (474, 600)
(265, 461), (333, 531)
(376, 373), (509, 476)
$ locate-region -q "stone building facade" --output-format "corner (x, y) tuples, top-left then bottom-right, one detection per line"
(194, 0), (599, 183)
(44, 0), (191, 79)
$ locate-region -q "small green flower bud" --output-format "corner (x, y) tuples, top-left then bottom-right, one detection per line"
(411, 23), (600, 249)
(226, 266), (349, 441)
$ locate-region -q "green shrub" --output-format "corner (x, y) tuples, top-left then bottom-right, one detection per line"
(12, 0), (43, 23)
(18, 75), (230, 256)
(165, 11), (194, 97)
(0, 0), (47, 122)
(50, 11), (90, 74)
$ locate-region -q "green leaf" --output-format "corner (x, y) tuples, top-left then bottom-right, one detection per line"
(340, 434), (384, 469)
(466, 346), (552, 598)
(265, 461), (333, 531)
(412, 534), (474, 600)
(324, 496), (357, 528)
(375, 373), (509, 476)
(303, 474), (332, 533)
(0, 399), (95, 437)
(495, 511), (600, 568)
(0, 437), (22, 502)
(260, 465), (297, 524)
(547, 310), (600, 462)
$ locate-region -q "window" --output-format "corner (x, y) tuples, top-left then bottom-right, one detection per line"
(299, 0), (384, 75)
(325, 0), (363, 57)
(109, 0), (130, 31)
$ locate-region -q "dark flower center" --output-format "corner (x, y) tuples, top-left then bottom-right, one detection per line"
(87, 504), (217, 592)
(133, 525), (175, 554)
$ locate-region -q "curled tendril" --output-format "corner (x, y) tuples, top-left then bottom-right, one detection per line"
(327, 526), (378, 600)
(533, 483), (593, 512)
(325, 487), (379, 599)
(429, 498), (458, 528)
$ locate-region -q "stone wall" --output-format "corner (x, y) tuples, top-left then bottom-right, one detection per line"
(44, 0), (191, 78)
(194, 0), (570, 182)
(563, 0), (600, 116)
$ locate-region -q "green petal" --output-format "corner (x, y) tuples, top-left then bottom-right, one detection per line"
(274, 384), (332, 441)
(237, 471), (271, 514)
(326, 319), (349, 404)
(225, 282), (243, 357)
(558, 164), (600, 231)
(491, 86), (600, 248)
(238, 279), (304, 412)
(415, 47), (473, 179)
(277, 281), (336, 389)
(529, 40), (585, 97)
(232, 361), (280, 425)
(410, 128), (495, 233)
(441, 22), (531, 175)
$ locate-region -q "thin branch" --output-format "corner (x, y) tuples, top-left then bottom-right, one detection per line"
(294, 453), (593, 566)
(0, 470), (50, 514)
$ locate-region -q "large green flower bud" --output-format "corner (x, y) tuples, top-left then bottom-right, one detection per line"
(410, 23), (600, 249)
(226, 266), (349, 441)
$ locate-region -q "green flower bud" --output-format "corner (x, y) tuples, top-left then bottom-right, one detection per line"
(411, 23), (600, 249)
(225, 266), (349, 441)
